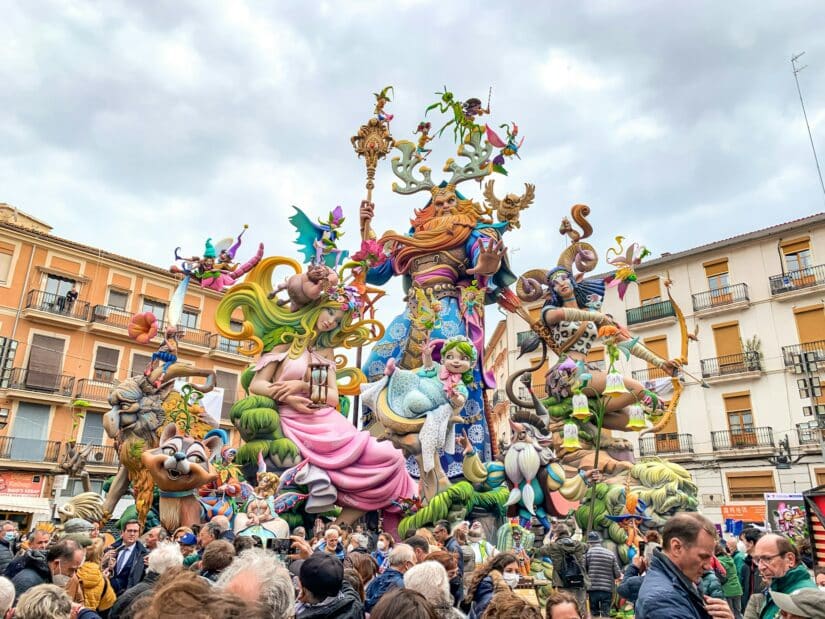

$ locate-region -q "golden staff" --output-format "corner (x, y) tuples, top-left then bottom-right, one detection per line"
(349, 90), (395, 424)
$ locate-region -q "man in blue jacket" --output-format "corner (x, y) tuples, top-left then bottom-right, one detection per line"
(364, 544), (415, 612)
(636, 512), (733, 619)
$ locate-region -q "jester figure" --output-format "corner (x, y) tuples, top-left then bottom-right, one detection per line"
(360, 133), (517, 477)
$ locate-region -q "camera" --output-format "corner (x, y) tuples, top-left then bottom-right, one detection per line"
(265, 538), (292, 554)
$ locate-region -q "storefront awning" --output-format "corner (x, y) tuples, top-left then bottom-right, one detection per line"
(0, 495), (51, 515)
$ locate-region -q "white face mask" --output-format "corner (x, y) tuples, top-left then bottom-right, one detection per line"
(503, 572), (520, 588)
(736, 541), (747, 554)
(53, 574), (70, 587)
(347, 545), (354, 553)
(377, 541), (386, 551)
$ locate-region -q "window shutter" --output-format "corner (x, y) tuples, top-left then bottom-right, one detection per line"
(781, 237), (810, 255)
(130, 353), (153, 376)
(703, 259), (729, 277)
(215, 371), (238, 420)
(794, 305), (825, 344)
(26, 335), (65, 389)
(638, 278), (660, 303)
(723, 392), (752, 412)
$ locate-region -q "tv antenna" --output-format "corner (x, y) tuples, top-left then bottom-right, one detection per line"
(791, 52), (825, 205)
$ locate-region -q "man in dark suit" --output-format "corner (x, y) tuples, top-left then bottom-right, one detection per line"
(104, 519), (148, 596)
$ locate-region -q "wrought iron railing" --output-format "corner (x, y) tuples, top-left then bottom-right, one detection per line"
(626, 300), (676, 325)
(25, 289), (90, 321)
(769, 263), (825, 295)
(76, 443), (119, 466)
(711, 426), (774, 450)
(692, 283), (749, 312)
(74, 378), (116, 402)
(631, 367), (671, 383)
(0, 437), (61, 462)
(700, 351), (762, 378)
(797, 422), (823, 445)
(530, 384), (548, 398)
(781, 340), (825, 369)
(639, 433), (694, 456)
(175, 325), (212, 348)
(90, 305), (133, 329)
(2, 367), (75, 396)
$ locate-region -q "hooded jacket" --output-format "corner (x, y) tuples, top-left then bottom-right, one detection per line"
(297, 579), (365, 619)
(538, 536), (589, 589)
(635, 549), (711, 619)
(11, 550), (52, 601)
(77, 561), (117, 611)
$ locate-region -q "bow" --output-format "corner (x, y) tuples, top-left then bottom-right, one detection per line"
(640, 275), (688, 437)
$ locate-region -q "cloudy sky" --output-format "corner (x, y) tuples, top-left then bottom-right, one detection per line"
(2, 1), (825, 311)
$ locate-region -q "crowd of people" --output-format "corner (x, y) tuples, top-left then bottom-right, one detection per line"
(0, 511), (819, 618)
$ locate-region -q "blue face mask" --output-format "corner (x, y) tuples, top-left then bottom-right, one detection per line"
(4, 533), (15, 543)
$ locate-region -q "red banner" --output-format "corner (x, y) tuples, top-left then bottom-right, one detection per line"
(721, 504), (766, 523)
(0, 472), (44, 497)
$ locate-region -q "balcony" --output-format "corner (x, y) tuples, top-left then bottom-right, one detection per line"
(0, 368), (75, 403)
(0, 437), (61, 463)
(700, 351), (762, 381)
(769, 263), (825, 299)
(176, 325), (212, 354)
(797, 422), (823, 446)
(781, 340), (825, 369)
(208, 335), (256, 363)
(76, 443), (119, 467)
(529, 384), (548, 399)
(22, 289), (90, 327)
(625, 300), (676, 328)
(692, 283), (750, 315)
(631, 367), (672, 384)
(74, 379), (116, 410)
(711, 426), (774, 452)
(88, 305), (136, 339)
(639, 433), (694, 459)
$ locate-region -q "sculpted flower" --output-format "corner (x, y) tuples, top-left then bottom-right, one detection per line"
(128, 312), (159, 344)
(351, 239), (388, 267)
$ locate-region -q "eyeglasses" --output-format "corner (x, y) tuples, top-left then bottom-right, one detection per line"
(753, 553), (782, 565)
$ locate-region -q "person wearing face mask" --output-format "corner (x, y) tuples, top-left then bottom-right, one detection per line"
(464, 552), (520, 619)
(371, 533), (394, 573)
(11, 538), (83, 602)
(743, 533), (816, 619)
(0, 522), (18, 575)
(364, 544), (416, 613)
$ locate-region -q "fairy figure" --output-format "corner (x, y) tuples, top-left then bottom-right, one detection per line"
(425, 87), (489, 143)
(289, 206), (349, 268)
(374, 85), (394, 125)
(215, 257), (416, 525)
(362, 336), (477, 489)
(460, 280), (485, 331)
(214, 224), (250, 272)
(485, 122), (525, 175)
(414, 121), (434, 160)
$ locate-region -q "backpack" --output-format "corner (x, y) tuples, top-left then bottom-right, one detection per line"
(559, 550), (584, 588)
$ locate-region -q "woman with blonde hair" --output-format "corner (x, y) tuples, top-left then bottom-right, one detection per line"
(15, 584), (73, 619)
(416, 527), (441, 553)
(76, 537), (116, 614)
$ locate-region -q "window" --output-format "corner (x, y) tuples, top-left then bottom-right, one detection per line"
(10, 402), (50, 461)
(585, 347), (605, 369)
(703, 258), (731, 303)
(638, 278), (661, 304)
(643, 336), (669, 378)
(130, 353), (152, 377)
(107, 289), (128, 310)
(727, 471), (775, 502)
(0, 247), (12, 285)
(215, 371), (239, 420)
(63, 478), (104, 497)
(816, 468), (825, 487)
(44, 274), (75, 298)
(180, 308), (199, 329)
(794, 305), (825, 345)
(92, 347), (119, 383)
(516, 331), (532, 346)
(782, 238), (813, 273)
(141, 299), (167, 323)
(80, 412), (105, 445)
(26, 334), (65, 389)
(712, 321), (742, 358)
(724, 392), (755, 445)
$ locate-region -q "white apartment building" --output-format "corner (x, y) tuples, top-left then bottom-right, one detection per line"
(485, 212), (825, 524)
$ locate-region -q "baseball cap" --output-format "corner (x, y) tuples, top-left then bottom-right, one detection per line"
(771, 588), (825, 618)
(178, 532), (197, 546)
(587, 531), (602, 543)
(299, 553), (343, 599)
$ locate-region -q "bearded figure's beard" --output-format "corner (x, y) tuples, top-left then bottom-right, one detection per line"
(380, 207), (480, 274)
(504, 443), (542, 516)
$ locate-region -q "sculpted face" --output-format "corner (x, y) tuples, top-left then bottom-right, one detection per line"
(316, 308), (344, 333)
(551, 271), (573, 299)
(141, 424), (219, 492)
(443, 348), (472, 375)
(432, 190), (458, 216)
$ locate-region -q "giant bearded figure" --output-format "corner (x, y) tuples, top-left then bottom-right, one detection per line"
(360, 134), (518, 477)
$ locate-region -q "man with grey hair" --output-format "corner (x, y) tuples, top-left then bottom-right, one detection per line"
(347, 532), (370, 554)
(109, 541), (183, 619)
(216, 548), (294, 617)
(0, 521), (17, 575)
(365, 543), (415, 612)
(0, 576), (14, 616)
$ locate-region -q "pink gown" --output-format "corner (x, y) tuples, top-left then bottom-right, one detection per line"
(255, 349), (417, 511)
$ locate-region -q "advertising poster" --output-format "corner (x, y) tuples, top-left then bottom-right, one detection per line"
(765, 493), (807, 545)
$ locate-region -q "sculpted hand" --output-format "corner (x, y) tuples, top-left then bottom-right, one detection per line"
(284, 394), (316, 414)
(268, 380), (308, 402)
(360, 200), (375, 239)
(662, 358), (683, 376)
(456, 429), (474, 456)
(467, 239), (506, 277)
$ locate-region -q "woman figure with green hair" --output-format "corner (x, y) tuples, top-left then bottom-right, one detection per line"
(216, 257), (416, 525)
(362, 336), (477, 477)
